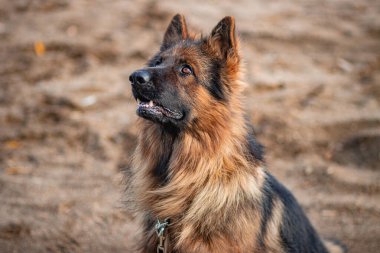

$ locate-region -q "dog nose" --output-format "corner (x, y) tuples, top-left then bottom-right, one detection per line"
(129, 70), (151, 85)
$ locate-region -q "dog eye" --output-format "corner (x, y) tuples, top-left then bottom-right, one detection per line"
(180, 65), (193, 75)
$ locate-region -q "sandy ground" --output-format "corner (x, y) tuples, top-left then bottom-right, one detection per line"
(0, 0), (379, 252)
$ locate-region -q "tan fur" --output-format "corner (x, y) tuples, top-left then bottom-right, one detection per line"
(129, 15), (334, 253)
(323, 240), (345, 253)
(131, 84), (267, 251)
(264, 198), (285, 253)
(130, 16), (273, 253)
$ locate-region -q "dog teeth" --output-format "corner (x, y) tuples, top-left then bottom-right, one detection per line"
(137, 99), (156, 108)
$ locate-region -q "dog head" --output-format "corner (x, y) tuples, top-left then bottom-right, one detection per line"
(129, 14), (242, 132)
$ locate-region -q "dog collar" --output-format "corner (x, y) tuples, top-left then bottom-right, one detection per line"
(155, 218), (170, 253)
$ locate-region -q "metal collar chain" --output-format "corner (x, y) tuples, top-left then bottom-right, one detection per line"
(155, 218), (170, 253)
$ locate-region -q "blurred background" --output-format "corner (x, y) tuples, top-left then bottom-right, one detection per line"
(0, 0), (379, 252)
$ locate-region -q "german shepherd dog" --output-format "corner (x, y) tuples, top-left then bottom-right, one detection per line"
(128, 14), (344, 253)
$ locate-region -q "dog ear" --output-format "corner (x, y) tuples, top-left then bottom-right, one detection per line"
(161, 14), (188, 51)
(208, 16), (238, 59)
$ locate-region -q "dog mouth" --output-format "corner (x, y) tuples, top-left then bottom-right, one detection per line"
(136, 97), (183, 120)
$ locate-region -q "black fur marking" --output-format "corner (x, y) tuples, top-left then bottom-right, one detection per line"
(207, 60), (226, 101)
(153, 149), (171, 184)
(266, 173), (328, 253)
(140, 214), (155, 252)
(257, 180), (274, 250)
(161, 14), (187, 51)
(143, 213), (155, 233)
(152, 130), (177, 184)
(147, 54), (162, 67)
(247, 130), (264, 161)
